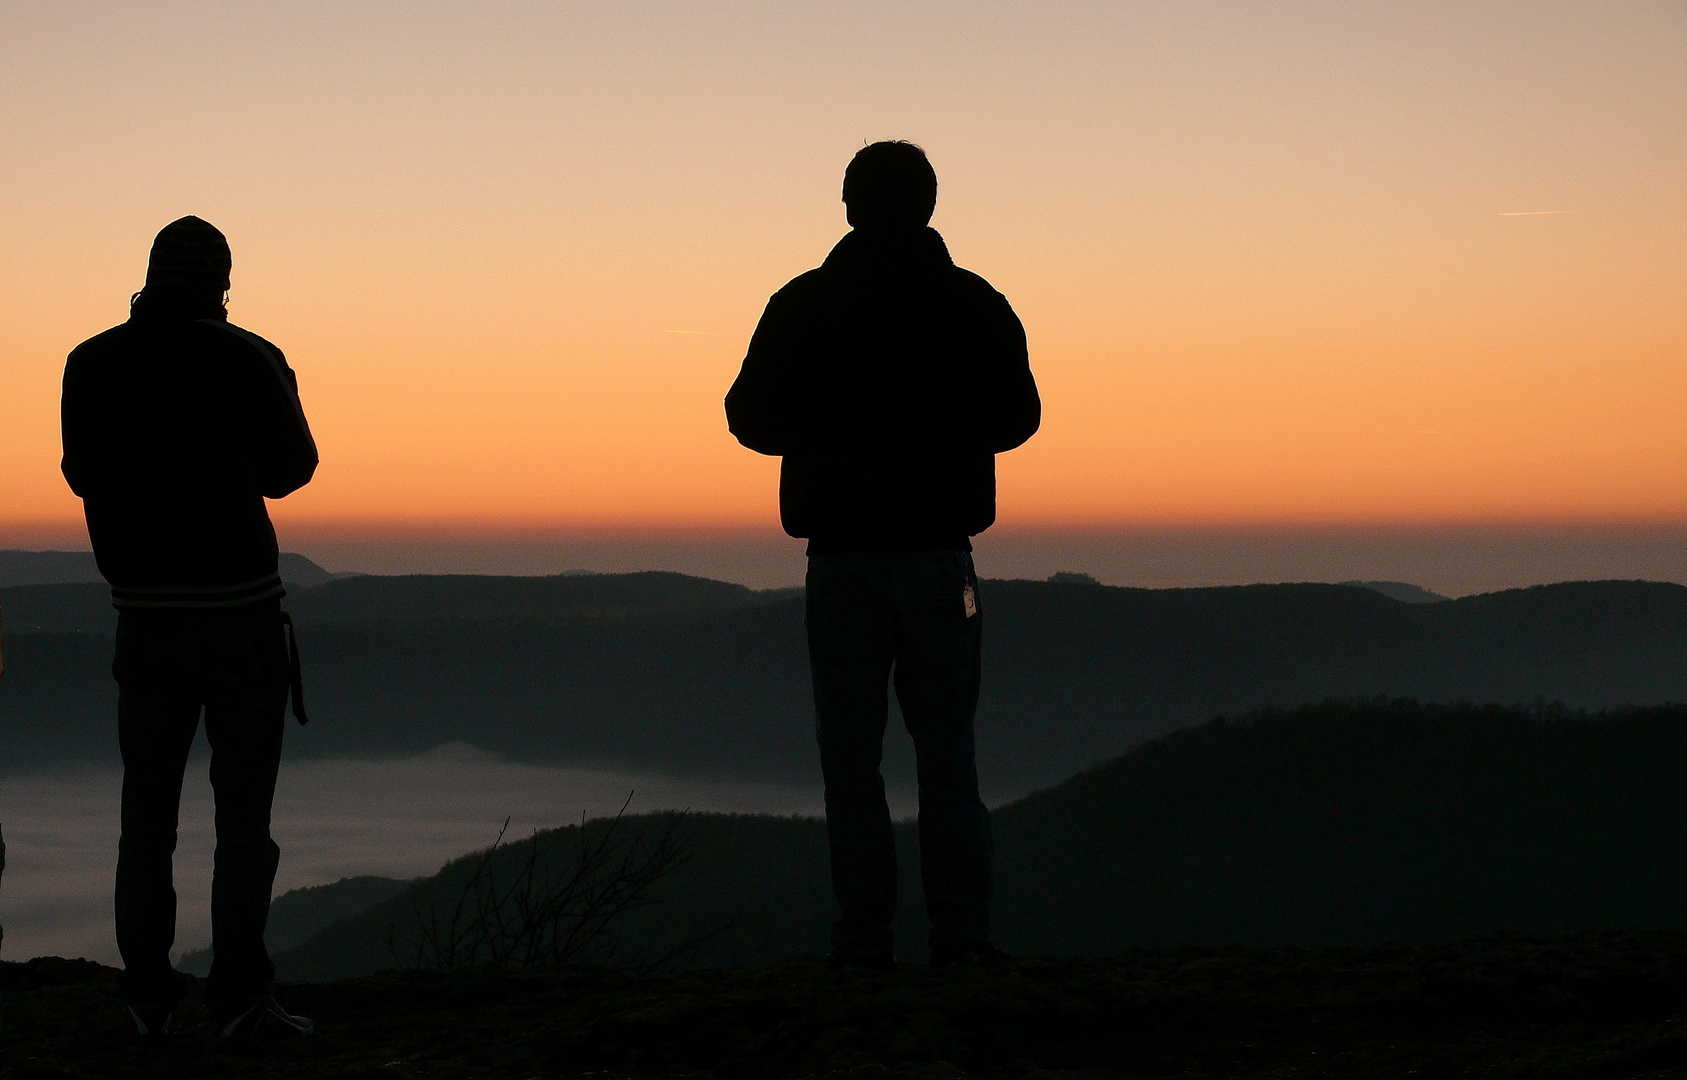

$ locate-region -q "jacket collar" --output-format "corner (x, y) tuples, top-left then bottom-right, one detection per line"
(822, 226), (953, 276)
(128, 285), (228, 323)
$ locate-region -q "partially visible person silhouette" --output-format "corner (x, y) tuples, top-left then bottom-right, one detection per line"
(1, 614), (4, 967)
(61, 216), (318, 1039)
(726, 142), (1040, 968)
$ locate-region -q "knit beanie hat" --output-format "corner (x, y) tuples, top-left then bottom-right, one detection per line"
(145, 216), (231, 289)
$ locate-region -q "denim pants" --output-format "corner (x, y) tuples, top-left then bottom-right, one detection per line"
(806, 551), (993, 956)
(112, 602), (288, 1010)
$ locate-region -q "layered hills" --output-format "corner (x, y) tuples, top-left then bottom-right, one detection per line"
(5, 570), (1687, 794)
(270, 700), (1687, 981)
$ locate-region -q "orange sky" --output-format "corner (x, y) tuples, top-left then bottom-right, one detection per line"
(3, 3), (1684, 547)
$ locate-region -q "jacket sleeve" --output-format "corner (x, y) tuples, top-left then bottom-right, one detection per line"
(977, 290), (1040, 453)
(238, 335), (319, 499)
(725, 289), (802, 457)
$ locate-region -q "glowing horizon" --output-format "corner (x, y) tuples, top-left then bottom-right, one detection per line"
(3, 4), (1684, 543)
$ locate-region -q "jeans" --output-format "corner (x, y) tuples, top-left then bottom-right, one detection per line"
(806, 550), (993, 956)
(112, 602), (288, 1010)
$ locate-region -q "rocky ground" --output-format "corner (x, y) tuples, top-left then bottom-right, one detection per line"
(7, 932), (1687, 1079)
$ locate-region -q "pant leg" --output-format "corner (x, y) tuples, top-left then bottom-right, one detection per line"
(201, 614), (289, 1008)
(806, 554), (899, 957)
(890, 552), (992, 950)
(114, 683), (200, 1007)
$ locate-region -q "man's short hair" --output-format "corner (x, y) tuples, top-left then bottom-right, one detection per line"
(842, 141), (937, 230)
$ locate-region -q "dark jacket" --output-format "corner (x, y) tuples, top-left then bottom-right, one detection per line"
(726, 227), (1039, 553)
(61, 290), (318, 610)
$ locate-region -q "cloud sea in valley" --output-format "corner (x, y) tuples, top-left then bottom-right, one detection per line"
(0, 745), (917, 965)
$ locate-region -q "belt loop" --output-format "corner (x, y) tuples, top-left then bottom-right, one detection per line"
(281, 611), (309, 726)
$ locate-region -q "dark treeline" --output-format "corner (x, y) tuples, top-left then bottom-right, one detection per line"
(6, 576), (1687, 793)
(272, 700), (1687, 979)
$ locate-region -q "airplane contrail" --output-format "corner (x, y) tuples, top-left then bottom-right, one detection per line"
(1497, 210), (1574, 216)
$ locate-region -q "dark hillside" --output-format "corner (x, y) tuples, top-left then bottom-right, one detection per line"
(296, 578), (1687, 787)
(273, 701), (1687, 982)
(177, 876), (410, 976)
(1340, 579), (1449, 603)
(7, 578), (1687, 791)
(0, 550), (332, 592)
(979, 578), (1687, 786)
(283, 569), (763, 624)
(287, 599), (812, 767)
(276, 813), (838, 981)
(991, 699), (1687, 953)
(0, 569), (764, 636)
(0, 583), (114, 634)
(0, 550), (103, 587)
(0, 632), (114, 764)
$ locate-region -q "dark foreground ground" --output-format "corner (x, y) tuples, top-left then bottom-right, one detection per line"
(8, 933), (1687, 1079)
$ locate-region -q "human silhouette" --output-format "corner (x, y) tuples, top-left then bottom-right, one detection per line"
(60, 216), (318, 1039)
(726, 142), (1040, 967)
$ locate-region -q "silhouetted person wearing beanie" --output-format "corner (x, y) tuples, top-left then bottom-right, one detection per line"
(61, 216), (318, 1039)
(726, 142), (1040, 968)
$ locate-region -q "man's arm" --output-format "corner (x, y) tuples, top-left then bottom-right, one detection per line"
(725, 289), (804, 457)
(216, 325), (319, 498)
(977, 289), (1040, 454)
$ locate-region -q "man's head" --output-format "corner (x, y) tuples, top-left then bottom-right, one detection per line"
(842, 141), (937, 232)
(145, 216), (232, 296)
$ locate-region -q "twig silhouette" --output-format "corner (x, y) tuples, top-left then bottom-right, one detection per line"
(390, 795), (718, 971)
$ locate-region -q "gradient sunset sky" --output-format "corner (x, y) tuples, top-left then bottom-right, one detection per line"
(3, 3), (1683, 586)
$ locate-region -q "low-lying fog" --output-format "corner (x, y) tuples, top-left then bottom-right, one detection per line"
(0, 746), (920, 966)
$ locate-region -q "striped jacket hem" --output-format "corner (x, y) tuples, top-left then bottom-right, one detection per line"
(110, 573), (286, 610)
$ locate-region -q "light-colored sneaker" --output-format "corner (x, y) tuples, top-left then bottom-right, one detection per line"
(216, 995), (315, 1040)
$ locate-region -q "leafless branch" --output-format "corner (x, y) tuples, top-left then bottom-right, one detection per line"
(393, 796), (714, 972)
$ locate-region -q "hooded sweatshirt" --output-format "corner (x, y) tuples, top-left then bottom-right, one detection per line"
(726, 226), (1040, 553)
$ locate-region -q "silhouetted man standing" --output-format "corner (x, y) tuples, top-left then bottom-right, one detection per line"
(726, 142), (1040, 967)
(61, 217), (318, 1038)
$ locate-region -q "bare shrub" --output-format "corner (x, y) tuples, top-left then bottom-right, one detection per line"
(389, 796), (717, 972)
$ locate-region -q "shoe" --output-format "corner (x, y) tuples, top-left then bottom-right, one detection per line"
(827, 950), (897, 973)
(124, 969), (194, 1041)
(128, 1003), (174, 1041)
(929, 940), (1010, 968)
(215, 995), (315, 1040)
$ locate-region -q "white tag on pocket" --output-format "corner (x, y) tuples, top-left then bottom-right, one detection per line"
(962, 584), (978, 618)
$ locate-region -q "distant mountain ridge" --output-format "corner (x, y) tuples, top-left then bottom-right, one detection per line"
(1337, 579), (1449, 603)
(0, 568), (783, 635)
(5, 574), (1687, 794)
(0, 550), (338, 590)
(269, 700), (1687, 979)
